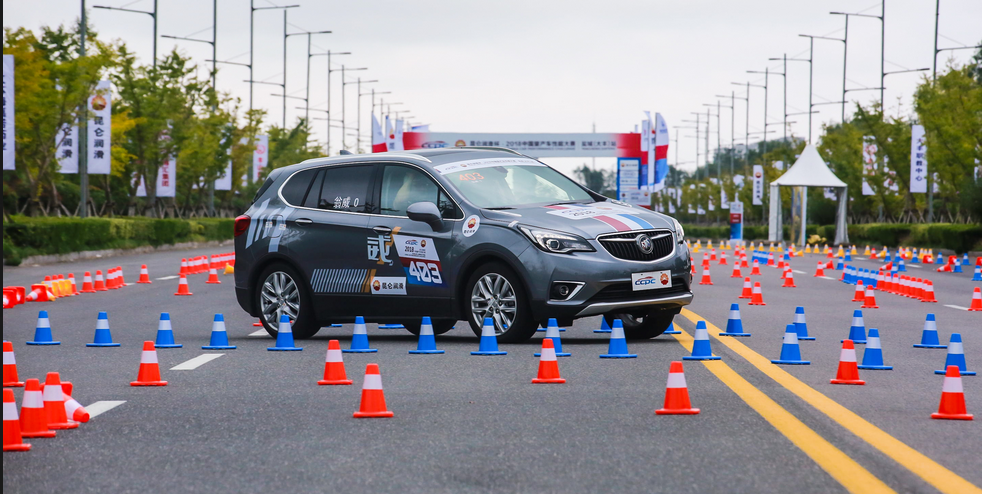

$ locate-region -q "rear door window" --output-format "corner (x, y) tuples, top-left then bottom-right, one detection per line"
(310, 165), (375, 213)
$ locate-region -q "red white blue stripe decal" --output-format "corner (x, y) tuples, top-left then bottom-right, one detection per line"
(545, 204), (654, 232)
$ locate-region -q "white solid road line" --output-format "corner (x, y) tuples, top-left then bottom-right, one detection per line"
(792, 270), (806, 274)
(248, 329), (269, 337)
(818, 276), (836, 280)
(85, 401), (126, 419)
(156, 275), (179, 281)
(944, 304), (969, 311)
(171, 354), (225, 371)
(907, 264), (922, 269)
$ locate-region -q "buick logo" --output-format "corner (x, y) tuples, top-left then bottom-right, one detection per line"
(636, 234), (654, 254)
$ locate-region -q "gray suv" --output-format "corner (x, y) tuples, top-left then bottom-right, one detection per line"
(233, 148), (692, 342)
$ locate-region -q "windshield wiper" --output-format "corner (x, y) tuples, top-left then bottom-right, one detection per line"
(484, 207), (516, 211)
(547, 201), (586, 207)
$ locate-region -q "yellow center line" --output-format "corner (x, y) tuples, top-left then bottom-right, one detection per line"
(679, 308), (982, 494)
(669, 325), (895, 494)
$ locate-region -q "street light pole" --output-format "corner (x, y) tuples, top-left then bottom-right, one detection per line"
(282, 21), (331, 130)
(94, 1), (157, 66)
(249, 3), (298, 120)
(309, 51), (351, 155)
(713, 96), (736, 176)
(79, 0), (89, 218)
(340, 66), (367, 151)
(355, 78), (378, 152)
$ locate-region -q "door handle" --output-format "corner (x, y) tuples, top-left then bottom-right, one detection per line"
(373, 226), (392, 235)
(295, 218), (313, 226)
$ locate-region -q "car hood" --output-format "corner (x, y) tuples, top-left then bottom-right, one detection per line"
(484, 201), (676, 239)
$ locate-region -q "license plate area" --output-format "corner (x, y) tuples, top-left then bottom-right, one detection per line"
(631, 270), (672, 291)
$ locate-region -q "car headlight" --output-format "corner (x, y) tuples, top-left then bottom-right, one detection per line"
(519, 227), (596, 254)
(672, 219), (685, 244)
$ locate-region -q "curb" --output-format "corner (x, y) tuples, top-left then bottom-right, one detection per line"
(10, 239), (234, 267)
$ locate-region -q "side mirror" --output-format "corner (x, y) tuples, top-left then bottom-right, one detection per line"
(407, 202), (445, 231)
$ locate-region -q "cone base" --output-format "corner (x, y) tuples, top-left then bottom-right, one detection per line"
(80, 290), (96, 294)
(748, 302), (767, 306)
(857, 364), (893, 370)
(343, 349), (377, 353)
(738, 296), (752, 300)
(86, 343), (121, 347)
(471, 351), (508, 356)
(155, 344), (183, 349)
(253, 322), (263, 327)
(772, 359), (811, 365)
(655, 408), (700, 415)
(719, 332), (751, 337)
(3, 382), (25, 387)
(206, 281), (221, 285)
(409, 349), (445, 354)
(683, 355), (721, 361)
(535, 352), (571, 357)
(26, 341), (60, 346)
(318, 379), (353, 386)
(20, 430), (56, 438)
(699, 282), (714, 285)
(353, 411), (394, 418)
(137, 281), (152, 284)
(202, 345), (237, 350)
(600, 354), (637, 359)
(935, 369), (976, 376)
(922, 300), (938, 303)
(593, 329), (612, 334)
(913, 344), (947, 349)
(861, 304), (879, 309)
(174, 293), (193, 296)
(664, 330), (681, 334)
(841, 339), (867, 344)
(130, 381), (168, 386)
(3, 444), (32, 452)
(532, 377), (566, 384)
(268, 347), (303, 352)
(830, 378), (866, 385)
(47, 421), (79, 429)
(931, 412), (974, 420)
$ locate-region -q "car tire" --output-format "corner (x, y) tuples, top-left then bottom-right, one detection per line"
(255, 262), (320, 340)
(464, 262), (537, 343)
(604, 310), (676, 340)
(402, 319), (457, 336)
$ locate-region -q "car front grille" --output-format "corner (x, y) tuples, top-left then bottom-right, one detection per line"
(598, 230), (675, 262)
(588, 278), (689, 303)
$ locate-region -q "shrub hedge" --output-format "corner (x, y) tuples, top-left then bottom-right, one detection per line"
(3, 216), (234, 265)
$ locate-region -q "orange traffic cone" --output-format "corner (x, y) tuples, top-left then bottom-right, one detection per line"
(532, 339), (566, 384)
(922, 280), (938, 303)
(174, 274), (193, 296)
(62, 384), (90, 424)
(655, 361), (700, 415)
(3, 389), (31, 451)
(2, 342), (24, 388)
(931, 366), (974, 420)
(852, 281), (866, 302)
(137, 265), (152, 284)
(718, 250), (728, 265)
(698, 266), (713, 286)
(318, 340), (353, 385)
(42, 373), (78, 430)
(861, 286), (879, 309)
(690, 263), (696, 276)
(205, 267), (221, 284)
(116, 266), (126, 286)
(814, 262), (826, 277)
(94, 270), (107, 291)
(969, 287), (982, 312)
(131, 341), (168, 386)
(80, 271), (95, 293)
(782, 269), (797, 288)
(19, 379), (55, 438)
(730, 263), (742, 278)
(67, 273), (79, 295)
(179, 259), (188, 276)
(353, 364), (394, 418)
(831, 340), (865, 385)
(740, 254), (749, 268)
(748, 282), (766, 306)
(767, 252), (775, 267)
(750, 260), (762, 276)
(106, 268), (117, 289)
(738, 278), (753, 299)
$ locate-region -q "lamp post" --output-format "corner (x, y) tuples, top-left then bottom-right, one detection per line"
(732, 80), (767, 166)
(283, 18), (331, 129)
(94, 2), (157, 66)
(249, 3), (298, 118)
(355, 79), (378, 152)
(340, 66), (368, 151)
(682, 115), (701, 178)
(719, 90), (750, 175)
(830, 5), (884, 105)
(79, 0), (89, 218)
(710, 98), (735, 176)
(794, 34), (844, 142)
(308, 51), (351, 155)
(701, 104), (722, 180)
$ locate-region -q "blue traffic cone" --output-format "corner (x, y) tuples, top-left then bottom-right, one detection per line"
(684, 321), (721, 361)
(962, 253), (970, 266)
(535, 318), (571, 357)
(935, 334), (975, 376)
(845, 251), (852, 261)
(720, 304), (750, 337)
(154, 313), (182, 348)
(87, 311), (120, 347)
(911, 250), (920, 263)
(601, 319), (637, 358)
(972, 265), (982, 282)
(793, 306), (815, 341)
(344, 316), (377, 353)
(268, 314), (302, 351)
(772, 324), (810, 365)
(897, 258), (907, 272)
(884, 250), (892, 262)
(472, 317), (507, 356)
(594, 318), (612, 334)
(26, 310), (60, 345)
(203, 314), (236, 350)
(664, 322), (681, 335)
(935, 253), (945, 265)
(843, 310), (867, 344)
(953, 258), (963, 273)
(858, 328), (892, 370)
(836, 258), (844, 270)
(914, 314), (947, 349)
(409, 317), (444, 355)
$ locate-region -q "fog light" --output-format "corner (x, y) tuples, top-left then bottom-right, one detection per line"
(550, 282), (582, 301)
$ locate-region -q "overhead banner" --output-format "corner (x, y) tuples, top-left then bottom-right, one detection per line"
(252, 134), (269, 182)
(752, 165), (764, 206)
(55, 124), (79, 174)
(87, 81), (112, 174)
(403, 132), (642, 158)
(3, 54), (14, 171)
(861, 136), (877, 196)
(909, 124), (927, 193)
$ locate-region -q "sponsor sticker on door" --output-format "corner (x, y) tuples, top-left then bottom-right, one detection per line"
(371, 277), (407, 295)
(631, 270), (672, 291)
(462, 215), (480, 237)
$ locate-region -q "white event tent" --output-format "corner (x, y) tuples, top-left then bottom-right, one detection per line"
(768, 145), (849, 246)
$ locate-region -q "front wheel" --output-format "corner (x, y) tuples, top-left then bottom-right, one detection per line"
(604, 310), (676, 340)
(256, 262), (320, 339)
(464, 262), (537, 343)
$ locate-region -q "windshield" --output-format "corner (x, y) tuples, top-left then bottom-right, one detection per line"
(443, 163), (594, 209)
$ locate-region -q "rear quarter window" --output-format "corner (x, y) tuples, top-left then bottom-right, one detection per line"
(279, 169), (319, 206)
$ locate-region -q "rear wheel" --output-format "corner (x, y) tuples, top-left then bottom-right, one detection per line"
(465, 262), (537, 343)
(604, 310), (677, 340)
(402, 319), (457, 336)
(256, 262), (320, 339)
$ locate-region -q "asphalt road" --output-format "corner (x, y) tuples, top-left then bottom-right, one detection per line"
(2, 246), (980, 494)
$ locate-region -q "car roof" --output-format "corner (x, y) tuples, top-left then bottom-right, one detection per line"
(275, 147), (533, 178)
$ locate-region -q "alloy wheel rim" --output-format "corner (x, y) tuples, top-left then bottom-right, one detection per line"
(471, 273), (517, 336)
(260, 271), (300, 329)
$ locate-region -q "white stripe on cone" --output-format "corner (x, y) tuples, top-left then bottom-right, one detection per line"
(363, 374), (383, 390)
(942, 376), (964, 394)
(539, 346), (557, 361)
(3, 351), (15, 365)
(353, 323), (367, 335)
(326, 349), (344, 363)
(949, 342), (964, 355)
(839, 346), (857, 362)
(278, 321), (293, 334)
(866, 336), (882, 350)
(783, 331), (799, 345)
(140, 350), (159, 365)
(3, 401), (19, 421)
(42, 383), (64, 402)
(794, 312), (805, 324)
(665, 372), (687, 389)
(420, 323), (434, 337)
(64, 396), (86, 421)
(852, 315), (864, 327)
(481, 323), (496, 338)
(23, 390), (44, 408)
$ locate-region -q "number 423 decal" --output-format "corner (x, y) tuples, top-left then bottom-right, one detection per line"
(406, 260), (443, 285)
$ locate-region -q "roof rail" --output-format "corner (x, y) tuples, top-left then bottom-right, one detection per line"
(453, 146), (524, 156)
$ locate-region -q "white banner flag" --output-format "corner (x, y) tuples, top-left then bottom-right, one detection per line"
(87, 80), (112, 174)
(862, 136), (877, 196)
(135, 173), (147, 197)
(394, 119), (405, 151)
(156, 156), (176, 197)
(252, 134), (269, 182)
(215, 161), (233, 191)
(752, 165), (764, 206)
(55, 124), (79, 173)
(909, 124), (927, 193)
(721, 187), (729, 209)
(3, 55), (15, 171)
(385, 116), (395, 151)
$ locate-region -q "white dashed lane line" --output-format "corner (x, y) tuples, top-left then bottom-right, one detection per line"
(943, 304), (969, 311)
(792, 270), (806, 274)
(248, 329), (269, 338)
(156, 275), (179, 281)
(170, 354), (225, 371)
(85, 401), (126, 418)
